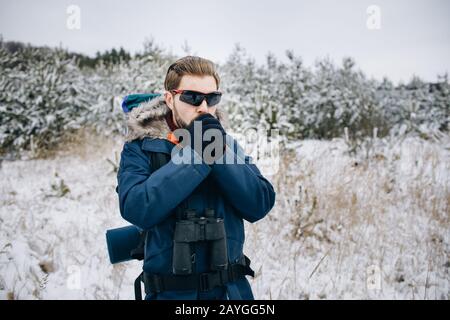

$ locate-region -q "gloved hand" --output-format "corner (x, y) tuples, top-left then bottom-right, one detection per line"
(185, 113), (226, 162)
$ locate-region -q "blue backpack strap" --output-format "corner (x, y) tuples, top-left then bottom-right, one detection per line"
(131, 152), (170, 261)
(150, 152), (170, 172)
(133, 151), (171, 300)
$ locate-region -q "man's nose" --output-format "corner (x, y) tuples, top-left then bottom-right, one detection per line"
(196, 99), (208, 113)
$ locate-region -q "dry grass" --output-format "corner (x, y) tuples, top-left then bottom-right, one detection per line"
(245, 137), (449, 299)
(1, 131), (448, 299)
(27, 127), (124, 161)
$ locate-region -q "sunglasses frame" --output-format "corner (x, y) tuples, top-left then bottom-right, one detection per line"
(170, 89), (222, 107)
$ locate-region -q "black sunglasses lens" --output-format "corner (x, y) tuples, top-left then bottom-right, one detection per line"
(180, 91), (201, 106)
(206, 92), (221, 106)
(180, 91), (221, 107)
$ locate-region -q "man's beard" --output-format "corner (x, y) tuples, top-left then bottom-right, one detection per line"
(172, 100), (189, 129)
(172, 100), (217, 129)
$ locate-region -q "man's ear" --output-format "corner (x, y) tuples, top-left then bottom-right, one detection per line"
(164, 91), (174, 111)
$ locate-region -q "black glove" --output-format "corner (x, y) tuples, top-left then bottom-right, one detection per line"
(185, 113), (226, 162)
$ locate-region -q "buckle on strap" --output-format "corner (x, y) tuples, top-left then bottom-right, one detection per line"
(199, 273), (210, 292)
(134, 272), (143, 300)
(227, 265), (236, 282)
(241, 255), (255, 277)
(143, 273), (164, 294)
(152, 274), (164, 293)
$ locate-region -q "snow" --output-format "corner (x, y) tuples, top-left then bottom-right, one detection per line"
(1, 134), (448, 299)
(0, 138), (140, 299)
(246, 135), (449, 299)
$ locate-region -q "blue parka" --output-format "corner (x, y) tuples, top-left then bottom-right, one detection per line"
(117, 96), (276, 300)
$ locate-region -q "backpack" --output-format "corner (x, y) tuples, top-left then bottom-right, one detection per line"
(106, 151), (170, 264)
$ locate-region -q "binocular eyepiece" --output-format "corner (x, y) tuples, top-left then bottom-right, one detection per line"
(172, 209), (228, 275)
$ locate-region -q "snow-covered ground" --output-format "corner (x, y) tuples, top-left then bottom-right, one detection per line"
(0, 133), (449, 299)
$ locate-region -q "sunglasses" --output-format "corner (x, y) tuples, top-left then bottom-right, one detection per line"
(170, 89), (222, 107)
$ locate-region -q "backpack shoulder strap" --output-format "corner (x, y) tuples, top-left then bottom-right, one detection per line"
(148, 151), (187, 218)
(149, 152), (170, 172)
(115, 151), (169, 194)
(127, 151), (171, 262)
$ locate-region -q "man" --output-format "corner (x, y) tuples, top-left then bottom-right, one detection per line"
(117, 56), (276, 300)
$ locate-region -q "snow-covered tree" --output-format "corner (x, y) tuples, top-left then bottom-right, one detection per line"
(1, 39), (448, 158)
(0, 46), (92, 156)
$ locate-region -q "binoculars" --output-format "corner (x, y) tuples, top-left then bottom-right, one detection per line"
(106, 208), (228, 276)
(172, 209), (228, 275)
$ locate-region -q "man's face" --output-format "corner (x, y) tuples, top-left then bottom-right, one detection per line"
(165, 75), (218, 128)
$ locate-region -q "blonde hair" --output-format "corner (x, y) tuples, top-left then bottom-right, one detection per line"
(164, 56), (220, 91)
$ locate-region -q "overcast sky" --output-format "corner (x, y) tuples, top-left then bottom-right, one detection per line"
(1, 0), (449, 84)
